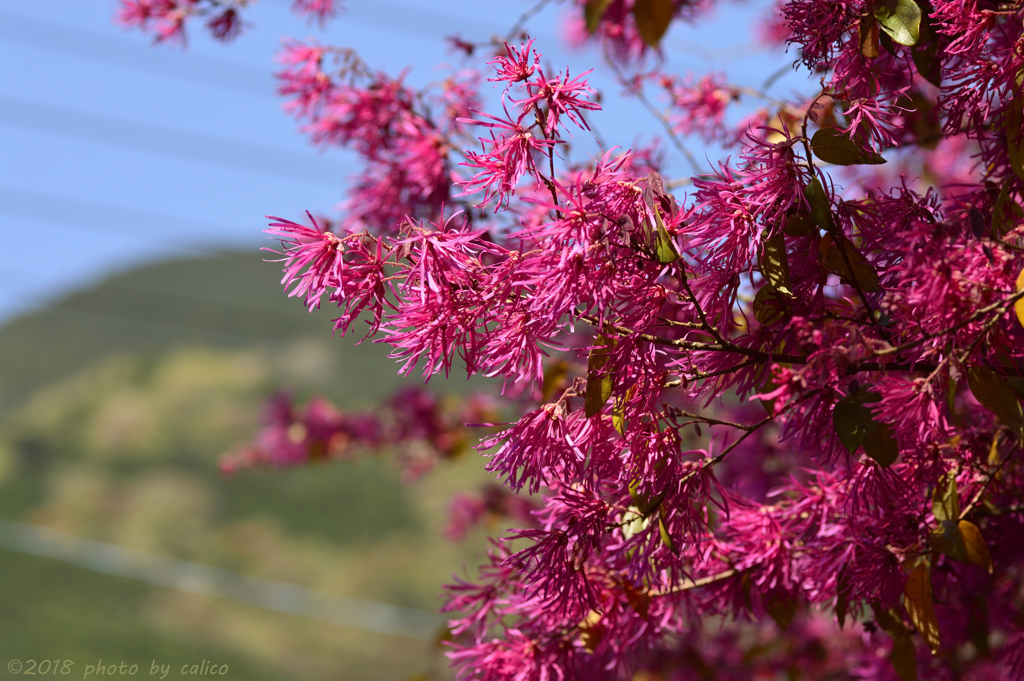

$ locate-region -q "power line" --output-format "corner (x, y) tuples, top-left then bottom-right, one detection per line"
(0, 185), (256, 252)
(0, 9), (272, 98)
(0, 519), (443, 640)
(0, 95), (347, 188)
(0, 189), (231, 257)
(0, 185), (351, 325)
(265, 0), (522, 43)
(0, 3), (515, 97)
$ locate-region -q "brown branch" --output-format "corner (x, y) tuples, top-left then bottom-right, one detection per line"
(603, 50), (702, 175)
(665, 407), (764, 431)
(650, 568), (738, 597)
(960, 441), (1017, 520)
(662, 359), (763, 387)
(503, 0), (552, 42)
(707, 415), (774, 466)
(875, 288), (1024, 358)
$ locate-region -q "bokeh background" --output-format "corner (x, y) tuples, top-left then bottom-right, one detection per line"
(0, 1), (793, 678)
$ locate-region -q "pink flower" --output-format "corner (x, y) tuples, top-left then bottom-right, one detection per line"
(205, 8), (242, 41)
(664, 73), (735, 143)
(459, 111), (556, 209)
(291, 0), (340, 24)
(116, 0), (196, 45)
(265, 212), (343, 311)
(519, 68), (601, 136)
(488, 40), (538, 84)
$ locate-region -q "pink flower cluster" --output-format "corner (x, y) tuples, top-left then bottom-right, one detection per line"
(275, 42), (479, 234)
(123, 1), (1024, 679)
(459, 40), (600, 210)
(219, 387), (494, 480)
(661, 73), (735, 143)
(116, 0), (342, 44)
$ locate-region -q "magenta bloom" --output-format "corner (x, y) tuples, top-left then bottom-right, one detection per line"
(265, 212), (343, 311)
(665, 73), (735, 143)
(488, 40), (538, 84)
(116, 4), (1024, 678)
(459, 111), (556, 209)
(290, 0), (340, 24)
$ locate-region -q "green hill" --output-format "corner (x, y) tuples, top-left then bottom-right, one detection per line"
(0, 250), (482, 414)
(0, 251), (496, 681)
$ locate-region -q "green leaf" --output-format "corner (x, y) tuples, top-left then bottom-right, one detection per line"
(875, 608), (917, 681)
(740, 572), (754, 613)
(889, 630), (919, 681)
(632, 0), (674, 48)
(859, 14), (880, 59)
(873, 0), (922, 46)
(628, 477), (643, 507)
(585, 335), (616, 417)
(653, 207), (679, 263)
(1016, 268), (1024, 331)
(929, 519), (969, 563)
(803, 177), (836, 232)
(783, 206), (815, 236)
(836, 569), (851, 629)
(628, 476), (665, 518)
(904, 563), (941, 652)
(833, 388), (882, 453)
(932, 470), (960, 522)
(906, 94), (942, 149)
(1007, 89), (1024, 182)
(763, 590), (799, 631)
(753, 285), (790, 325)
(879, 28), (899, 57)
(992, 180), (1024, 237)
(833, 393), (875, 453)
(759, 232), (793, 296)
(911, 9), (943, 87)
(819, 233), (882, 293)
(862, 419), (899, 467)
(811, 128), (886, 165)
(541, 360), (570, 403)
(658, 514), (677, 554)
(584, 0), (614, 34)
(946, 374), (958, 414)
(967, 365), (1024, 444)
(613, 384), (637, 436)
(958, 520), (993, 574)
(613, 396), (627, 435)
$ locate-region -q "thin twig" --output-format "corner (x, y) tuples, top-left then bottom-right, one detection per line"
(761, 64), (792, 91)
(602, 50), (703, 175)
(651, 568), (738, 597)
(666, 407), (764, 431)
(875, 288), (1024, 358)
(733, 85), (791, 111)
(662, 359), (762, 387)
(503, 0), (553, 42)
(707, 415), (773, 466)
(961, 444), (1016, 520)
(677, 274), (729, 347)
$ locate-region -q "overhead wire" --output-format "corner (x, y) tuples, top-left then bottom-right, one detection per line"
(0, 185), (245, 256)
(0, 185), (324, 322)
(0, 1), (583, 320)
(0, 519), (442, 640)
(0, 95), (347, 188)
(0, 9), (272, 98)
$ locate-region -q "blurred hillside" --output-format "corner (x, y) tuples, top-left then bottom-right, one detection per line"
(0, 251), (483, 413)
(0, 252), (494, 681)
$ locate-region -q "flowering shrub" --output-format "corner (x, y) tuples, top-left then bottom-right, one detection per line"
(120, 0), (1024, 679)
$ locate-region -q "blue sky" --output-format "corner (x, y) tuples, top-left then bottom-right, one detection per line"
(0, 0), (798, 322)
